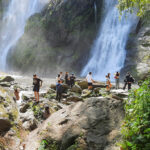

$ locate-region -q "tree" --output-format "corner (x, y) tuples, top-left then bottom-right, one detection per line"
(118, 0), (150, 16)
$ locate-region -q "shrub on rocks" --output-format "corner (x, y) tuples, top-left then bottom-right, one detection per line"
(0, 76), (14, 83)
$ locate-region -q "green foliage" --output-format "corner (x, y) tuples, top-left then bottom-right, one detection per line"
(118, 0), (150, 16)
(120, 79), (150, 150)
(38, 139), (59, 150)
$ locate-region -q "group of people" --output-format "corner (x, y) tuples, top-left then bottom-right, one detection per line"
(85, 71), (135, 92)
(13, 71), (135, 103)
(55, 72), (76, 102)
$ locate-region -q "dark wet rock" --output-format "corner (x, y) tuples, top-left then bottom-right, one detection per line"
(0, 117), (12, 134)
(0, 76), (14, 83)
(22, 93), (34, 101)
(20, 103), (30, 113)
(0, 82), (11, 87)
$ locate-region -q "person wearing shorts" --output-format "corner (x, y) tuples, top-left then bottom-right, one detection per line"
(86, 72), (94, 90)
(33, 74), (43, 102)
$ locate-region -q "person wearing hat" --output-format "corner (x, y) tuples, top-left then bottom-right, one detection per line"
(33, 74), (43, 102)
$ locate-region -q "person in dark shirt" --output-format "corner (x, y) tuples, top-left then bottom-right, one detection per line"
(70, 74), (76, 88)
(65, 72), (70, 85)
(56, 80), (62, 102)
(33, 74), (43, 102)
(123, 72), (135, 90)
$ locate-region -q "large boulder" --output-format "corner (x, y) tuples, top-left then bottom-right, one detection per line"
(71, 85), (82, 93)
(77, 81), (88, 89)
(24, 97), (124, 150)
(0, 76), (14, 83)
(0, 118), (12, 134)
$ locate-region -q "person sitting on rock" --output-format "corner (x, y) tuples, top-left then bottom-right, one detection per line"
(43, 106), (50, 120)
(106, 73), (112, 92)
(33, 74), (43, 102)
(65, 72), (70, 85)
(70, 73), (76, 88)
(86, 72), (94, 90)
(114, 72), (120, 89)
(56, 80), (62, 102)
(14, 88), (20, 101)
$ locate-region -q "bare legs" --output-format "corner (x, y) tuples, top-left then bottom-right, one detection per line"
(34, 91), (39, 102)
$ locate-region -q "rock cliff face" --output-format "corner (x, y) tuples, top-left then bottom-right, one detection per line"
(8, 0), (103, 76)
(123, 13), (150, 80)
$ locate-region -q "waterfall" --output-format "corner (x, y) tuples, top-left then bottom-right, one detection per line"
(94, 1), (97, 28)
(81, 0), (138, 81)
(0, 0), (49, 71)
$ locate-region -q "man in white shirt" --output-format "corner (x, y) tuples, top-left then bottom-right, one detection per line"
(86, 72), (94, 90)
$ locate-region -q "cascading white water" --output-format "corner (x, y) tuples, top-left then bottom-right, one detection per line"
(0, 0), (49, 71)
(81, 0), (138, 81)
(94, 1), (97, 28)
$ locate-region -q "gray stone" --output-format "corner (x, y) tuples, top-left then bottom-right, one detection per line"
(71, 85), (82, 93)
(66, 96), (83, 102)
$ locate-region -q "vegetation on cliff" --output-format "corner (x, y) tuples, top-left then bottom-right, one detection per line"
(120, 78), (150, 150)
(118, 0), (150, 16)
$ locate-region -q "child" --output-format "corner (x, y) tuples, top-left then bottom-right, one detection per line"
(14, 88), (20, 101)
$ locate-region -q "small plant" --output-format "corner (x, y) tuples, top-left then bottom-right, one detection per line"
(38, 138), (59, 150)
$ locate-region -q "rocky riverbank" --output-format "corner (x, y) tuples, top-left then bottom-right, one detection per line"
(0, 74), (136, 150)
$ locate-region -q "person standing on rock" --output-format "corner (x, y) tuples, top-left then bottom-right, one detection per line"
(56, 74), (61, 83)
(86, 72), (94, 90)
(33, 74), (43, 102)
(106, 73), (112, 92)
(65, 72), (70, 85)
(60, 72), (64, 83)
(70, 73), (76, 88)
(114, 72), (120, 89)
(123, 72), (135, 90)
(56, 80), (62, 102)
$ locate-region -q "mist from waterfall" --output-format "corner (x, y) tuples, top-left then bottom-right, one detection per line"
(81, 0), (138, 81)
(0, 0), (49, 71)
